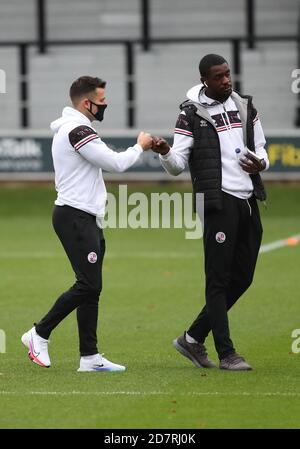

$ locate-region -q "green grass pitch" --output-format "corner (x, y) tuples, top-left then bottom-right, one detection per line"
(0, 183), (299, 429)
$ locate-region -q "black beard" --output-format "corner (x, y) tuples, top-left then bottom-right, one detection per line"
(205, 87), (232, 103)
(218, 91), (231, 103)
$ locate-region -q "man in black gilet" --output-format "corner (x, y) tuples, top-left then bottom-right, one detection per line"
(153, 54), (269, 371)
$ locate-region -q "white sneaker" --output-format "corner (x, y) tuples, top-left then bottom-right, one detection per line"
(77, 353), (126, 372)
(21, 326), (51, 368)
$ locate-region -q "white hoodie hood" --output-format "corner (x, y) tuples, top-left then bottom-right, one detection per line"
(186, 84), (203, 104)
(186, 83), (228, 108)
(50, 107), (91, 133)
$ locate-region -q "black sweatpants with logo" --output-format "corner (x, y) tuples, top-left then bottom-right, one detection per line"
(187, 191), (263, 360)
(35, 205), (105, 356)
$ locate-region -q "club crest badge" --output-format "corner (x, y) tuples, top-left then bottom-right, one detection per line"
(87, 252), (98, 263)
(215, 232), (226, 243)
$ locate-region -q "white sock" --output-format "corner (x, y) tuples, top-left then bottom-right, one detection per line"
(185, 332), (198, 344)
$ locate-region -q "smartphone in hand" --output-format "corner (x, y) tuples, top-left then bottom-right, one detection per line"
(245, 148), (264, 164)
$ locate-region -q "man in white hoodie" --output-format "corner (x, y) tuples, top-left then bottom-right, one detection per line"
(153, 54), (269, 371)
(21, 76), (152, 372)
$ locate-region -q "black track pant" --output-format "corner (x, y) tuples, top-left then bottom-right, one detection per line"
(35, 205), (105, 356)
(187, 192), (263, 360)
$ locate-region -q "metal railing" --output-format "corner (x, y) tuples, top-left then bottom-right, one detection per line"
(0, 34), (297, 129)
(0, 0), (299, 128)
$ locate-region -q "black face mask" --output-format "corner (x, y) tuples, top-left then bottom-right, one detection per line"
(88, 100), (107, 122)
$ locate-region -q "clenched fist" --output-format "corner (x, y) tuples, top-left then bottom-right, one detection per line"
(152, 136), (170, 155)
(137, 132), (153, 151)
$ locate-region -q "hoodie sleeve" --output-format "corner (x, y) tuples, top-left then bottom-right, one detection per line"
(68, 125), (143, 173)
(159, 111), (193, 176)
(252, 112), (270, 171)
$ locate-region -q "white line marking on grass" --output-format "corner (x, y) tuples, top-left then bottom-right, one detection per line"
(259, 234), (300, 253)
(0, 390), (300, 397)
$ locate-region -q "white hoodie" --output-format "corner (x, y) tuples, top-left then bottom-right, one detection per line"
(160, 84), (269, 200)
(50, 107), (143, 219)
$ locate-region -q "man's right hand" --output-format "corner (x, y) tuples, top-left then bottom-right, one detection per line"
(137, 132), (153, 151)
(152, 136), (170, 155)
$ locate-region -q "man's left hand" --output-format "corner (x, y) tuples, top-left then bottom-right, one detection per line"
(239, 154), (266, 174)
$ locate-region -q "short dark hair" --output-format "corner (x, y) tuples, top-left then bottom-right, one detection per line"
(199, 54), (228, 78)
(69, 76), (106, 103)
